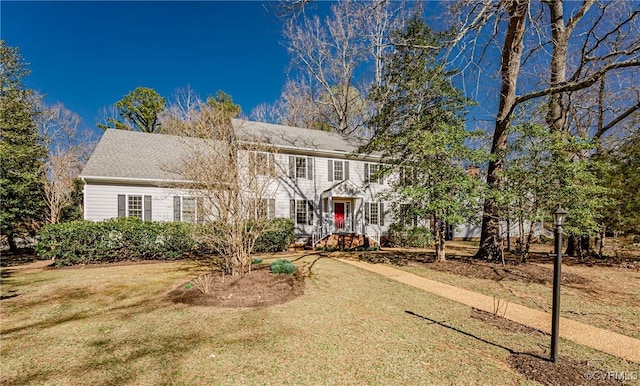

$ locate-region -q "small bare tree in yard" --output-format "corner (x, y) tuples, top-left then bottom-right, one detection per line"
(164, 91), (281, 276)
(38, 103), (94, 224)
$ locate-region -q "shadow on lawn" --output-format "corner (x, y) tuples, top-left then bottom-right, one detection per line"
(405, 310), (546, 361)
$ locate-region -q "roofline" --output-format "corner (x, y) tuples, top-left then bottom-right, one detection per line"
(80, 175), (197, 185)
(238, 140), (381, 161)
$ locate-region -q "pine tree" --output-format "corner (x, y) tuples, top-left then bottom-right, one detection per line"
(0, 41), (46, 252)
(364, 17), (486, 261)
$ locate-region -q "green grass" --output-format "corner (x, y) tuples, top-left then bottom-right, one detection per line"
(1, 255), (635, 385)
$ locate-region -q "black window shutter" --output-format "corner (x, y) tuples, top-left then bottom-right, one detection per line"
(345, 161), (350, 180)
(307, 201), (314, 225)
(364, 202), (370, 225)
(290, 199), (296, 222)
(289, 156), (295, 178)
(328, 160), (333, 182)
(364, 163), (370, 182)
(173, 196), (181, 222)
(117, 195), (126, 217)
(379, 202), (385, 226)
(307, 157), (313, 180)
(144, 196), (152, 221)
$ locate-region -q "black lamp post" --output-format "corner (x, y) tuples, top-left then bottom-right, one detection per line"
(550, 206), (567, 362)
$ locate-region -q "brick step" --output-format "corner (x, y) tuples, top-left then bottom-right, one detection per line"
(316, 233), (378, 250)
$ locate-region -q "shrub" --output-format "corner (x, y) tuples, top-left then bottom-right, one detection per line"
(269, 259), (296, 275)
(388, 223), (434, 248)
(253, 218), (295, 253)
(36, 218), (196, 267)
(251, 258), (263, 265)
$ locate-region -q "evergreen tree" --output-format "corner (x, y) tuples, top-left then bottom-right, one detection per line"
(364, 18), (486, 261)
(98, 86), (166, 132)
(0, 41), (46, 252)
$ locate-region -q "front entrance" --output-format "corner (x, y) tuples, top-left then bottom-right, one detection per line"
(334, 201), (350, 232)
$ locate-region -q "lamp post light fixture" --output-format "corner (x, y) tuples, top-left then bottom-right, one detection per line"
(550, 206), (567, 362)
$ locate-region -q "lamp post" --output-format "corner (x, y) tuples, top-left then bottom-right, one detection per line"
(550, 206), (567, 362)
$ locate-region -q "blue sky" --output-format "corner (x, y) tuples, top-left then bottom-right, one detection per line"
(2, 1), (298, 132)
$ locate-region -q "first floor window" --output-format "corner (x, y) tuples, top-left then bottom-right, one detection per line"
(173, 196), (198, 223)
(257, 198), (276, 219)
(365, 202), (385, 226)
(290, 199), (314, 225)
(118, 194), (152, 221)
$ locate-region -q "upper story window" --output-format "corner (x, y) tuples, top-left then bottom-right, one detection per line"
(288, 156), (314, 180)
(364, 163), (384, 185)
(328, 159), (350, 182)
(128, 196), (143, 219)
(249, 151), (275, 176)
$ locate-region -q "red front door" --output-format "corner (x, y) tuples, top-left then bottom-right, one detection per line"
(334, 203), (345, 229)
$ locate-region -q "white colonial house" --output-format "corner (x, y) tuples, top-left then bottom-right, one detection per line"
(81, 119), (439, 245)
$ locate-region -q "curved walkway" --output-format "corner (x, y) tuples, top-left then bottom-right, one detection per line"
(339, 258), (640, 364)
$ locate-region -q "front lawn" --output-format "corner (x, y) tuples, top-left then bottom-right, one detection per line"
(0, 254), (635, 384)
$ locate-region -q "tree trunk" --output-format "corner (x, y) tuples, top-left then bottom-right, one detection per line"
(7, 232), (18, 253)
(434, 214), (446, 262)
(598, 229), (605, 257)
(522, 222), (536, 263)
(506, 212), (511, 252)
(477, 0), (529, 261)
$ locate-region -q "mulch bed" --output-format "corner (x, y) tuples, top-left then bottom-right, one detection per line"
(469, 309), (624, 385)
(507, 353), (624, 385)
(168, 265), (305, 307)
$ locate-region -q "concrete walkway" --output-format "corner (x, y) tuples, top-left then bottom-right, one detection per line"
(339, 258), (640, 364)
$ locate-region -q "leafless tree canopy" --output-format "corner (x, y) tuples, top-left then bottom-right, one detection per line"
(38, 102), (95, 224)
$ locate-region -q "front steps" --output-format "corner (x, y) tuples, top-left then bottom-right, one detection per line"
(315, 233), (378, 250)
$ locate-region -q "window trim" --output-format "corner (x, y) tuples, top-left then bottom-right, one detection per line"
(173, 195), (198, 223)
(365, 202), (385, 226)
(365, 163), (384, 185)
(118, 194), (152, 221)
(290, 199), (314, 225)
(289, 156), (314, 180)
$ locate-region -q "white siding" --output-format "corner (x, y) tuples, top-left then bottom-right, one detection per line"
(84, 183), (190, 222)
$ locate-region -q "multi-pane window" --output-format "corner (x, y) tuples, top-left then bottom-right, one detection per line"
(174, 196), (198, 223)
(128, 196), (143, 219)
(257, 198), (276, 219)
(250, 151), (275, 176)
(295, 157), (307, 178)
(289, 156), (314, 180)
(291, 199), (313, 225)
(182, 197), (196, 223)
(365, 202), (385, 226)
(334, 161), (344, 180)
(118, 194), (151, 220)
(328, 159), (349, 182)
(365, 163), (383, 184)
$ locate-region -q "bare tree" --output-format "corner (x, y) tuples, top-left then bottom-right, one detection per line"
(38, 103), (94, 224)
(166, 93), (282, 276)
(449, 0), (640, 260)
(275, 0), (414, 135)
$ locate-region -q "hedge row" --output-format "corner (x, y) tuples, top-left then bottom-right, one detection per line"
(387, 223), (434, 248)
(36, 218), (196, 267)
(36, 217), (296, 267)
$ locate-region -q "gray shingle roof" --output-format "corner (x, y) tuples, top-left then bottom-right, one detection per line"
(80, 119), (372, 182)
